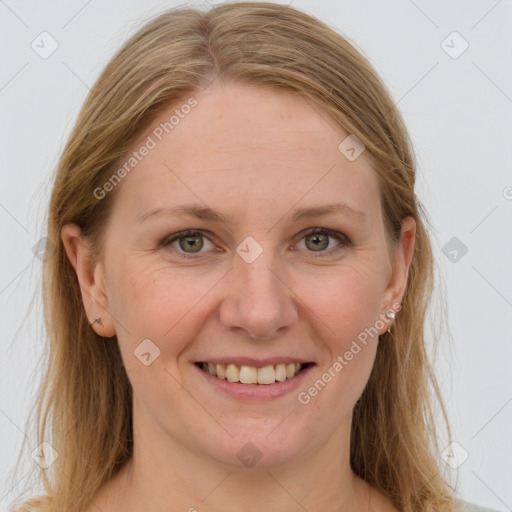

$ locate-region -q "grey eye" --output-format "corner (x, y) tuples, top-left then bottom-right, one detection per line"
(304, 232), (330, 251)
(163, 230), (215, 254)
(296, 228), (346, 255)
(178, 234), (204, 253)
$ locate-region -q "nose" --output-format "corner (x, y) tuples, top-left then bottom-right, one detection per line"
(219, 253), (299, 340)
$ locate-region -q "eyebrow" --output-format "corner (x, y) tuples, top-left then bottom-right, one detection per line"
(138, 202), (368, 225)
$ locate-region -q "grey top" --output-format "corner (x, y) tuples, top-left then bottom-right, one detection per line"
(459, 499), (503, 512)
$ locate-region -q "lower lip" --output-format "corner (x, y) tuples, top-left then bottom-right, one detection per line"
(193, 363), (315, 401)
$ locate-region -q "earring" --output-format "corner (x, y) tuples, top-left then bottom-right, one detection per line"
(385, 306), (399, 334)
(90, 316), (103, 327)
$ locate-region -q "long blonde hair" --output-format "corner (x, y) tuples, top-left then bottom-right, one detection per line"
(12, 2), (458, 510)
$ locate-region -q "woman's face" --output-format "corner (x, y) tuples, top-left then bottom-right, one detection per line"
(65, 82), (415, 471)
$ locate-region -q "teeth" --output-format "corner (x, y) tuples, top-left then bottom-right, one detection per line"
(258, 365), (276, 384)
(200, 362), (307, 384)
(226, 364), (239, 383)
(240, 365), (258, 384)
(275, 363), (286, 382)
(216, 364), (226, 380)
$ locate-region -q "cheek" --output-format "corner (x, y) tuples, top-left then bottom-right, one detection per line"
(294, 264), (382, 405)
(107, 258), (222, 352)
(297, 260), (384, 343)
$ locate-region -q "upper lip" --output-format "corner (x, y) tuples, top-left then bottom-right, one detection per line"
(194, 357), (314, 368)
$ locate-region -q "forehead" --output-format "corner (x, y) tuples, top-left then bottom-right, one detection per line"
(112, 82), (381, 224)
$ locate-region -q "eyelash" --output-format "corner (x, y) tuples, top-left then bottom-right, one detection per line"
(160, 228), (350, 260)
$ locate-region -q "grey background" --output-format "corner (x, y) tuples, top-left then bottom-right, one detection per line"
(1, 0), (511, 510)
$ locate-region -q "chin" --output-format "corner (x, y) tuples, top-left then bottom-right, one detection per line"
(196, 420), (315, 471)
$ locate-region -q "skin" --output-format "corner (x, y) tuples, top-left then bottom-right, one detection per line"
(62, 82), (415, 511)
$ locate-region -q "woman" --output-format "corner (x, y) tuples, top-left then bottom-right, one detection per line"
(11, 2), (501, 511)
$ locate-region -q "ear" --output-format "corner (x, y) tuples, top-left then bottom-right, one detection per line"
(379, 216), (416, 334)
(60, 223), (116, 337)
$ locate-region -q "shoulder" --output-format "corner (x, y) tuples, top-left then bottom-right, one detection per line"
(458, 499), (504, 512)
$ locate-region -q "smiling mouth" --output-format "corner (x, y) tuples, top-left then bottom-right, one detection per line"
(195, 362), (312, 385)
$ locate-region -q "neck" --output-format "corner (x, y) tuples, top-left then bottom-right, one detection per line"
(112, 457), (368, 512)
(95, 411), (369, 511)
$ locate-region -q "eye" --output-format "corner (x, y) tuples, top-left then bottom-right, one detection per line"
(160, 228), (350, 259)
(294, 228), (349, 257)
(161, 230), (216, 258)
